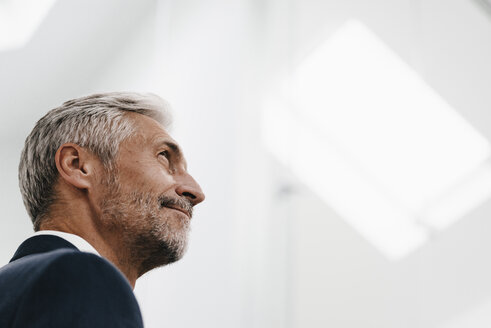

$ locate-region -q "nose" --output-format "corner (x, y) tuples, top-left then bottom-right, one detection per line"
(175, 172), (205, 206)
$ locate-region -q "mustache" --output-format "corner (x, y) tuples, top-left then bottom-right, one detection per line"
(158, 196), (194, 218)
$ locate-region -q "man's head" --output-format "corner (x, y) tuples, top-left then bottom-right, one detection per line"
(19, 92), (205, 276)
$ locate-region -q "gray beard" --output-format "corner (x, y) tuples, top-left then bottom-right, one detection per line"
(99, 179), (191, 277)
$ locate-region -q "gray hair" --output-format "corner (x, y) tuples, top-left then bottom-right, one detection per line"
(19, 92), (172, 230)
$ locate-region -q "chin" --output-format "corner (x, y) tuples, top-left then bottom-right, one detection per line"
(159, 232), (189, 262)
(135, 228), (190, 276)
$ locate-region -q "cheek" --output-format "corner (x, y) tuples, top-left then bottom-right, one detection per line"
(143, 168), (176, 192)
(119, 163), (175, 192)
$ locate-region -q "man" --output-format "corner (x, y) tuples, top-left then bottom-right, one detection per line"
(0, 92), (205, 327)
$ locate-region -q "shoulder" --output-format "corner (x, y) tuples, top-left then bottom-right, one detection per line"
(31, 250), (139, 311)
(35, 249), (128, 287)
(3, 248), (130, 294)
(40, 250), (131, 293)
(3, 250), (143, 327)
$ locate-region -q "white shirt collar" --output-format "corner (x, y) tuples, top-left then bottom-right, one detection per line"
(33, 230), (101, 257)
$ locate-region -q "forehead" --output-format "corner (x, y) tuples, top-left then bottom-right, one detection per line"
(121, 113), (185, 160)
(126, 112), (172, 140)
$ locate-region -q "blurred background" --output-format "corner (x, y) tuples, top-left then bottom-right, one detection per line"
(2, 0), (491, 327)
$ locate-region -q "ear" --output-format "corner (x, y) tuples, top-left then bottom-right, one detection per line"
(54, 143), (97, 190)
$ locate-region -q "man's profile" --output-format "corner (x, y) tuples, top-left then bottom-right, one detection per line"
(0, 92), (205, 327)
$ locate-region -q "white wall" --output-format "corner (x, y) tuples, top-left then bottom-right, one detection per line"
(274, 0), (491, 327)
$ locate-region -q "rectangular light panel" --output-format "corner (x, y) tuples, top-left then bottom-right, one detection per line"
(263, 20), (491, 260)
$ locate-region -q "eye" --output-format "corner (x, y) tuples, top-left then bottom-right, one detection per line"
(158, 150), (170, 160)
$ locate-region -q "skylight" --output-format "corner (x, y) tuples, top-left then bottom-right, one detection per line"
(263, 20), (491, 260)
(0, 0), (56, 51)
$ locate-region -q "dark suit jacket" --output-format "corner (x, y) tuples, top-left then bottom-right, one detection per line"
(0, 235), (144, 327)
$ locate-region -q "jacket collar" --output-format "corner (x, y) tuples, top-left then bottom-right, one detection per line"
(10, 234), (78, 263)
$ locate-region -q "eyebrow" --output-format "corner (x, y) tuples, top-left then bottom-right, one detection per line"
(163, 141), (181, 157)
(156, 139), (188, 169)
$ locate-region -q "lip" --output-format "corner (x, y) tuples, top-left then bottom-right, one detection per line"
(164, 206), (191, 219)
